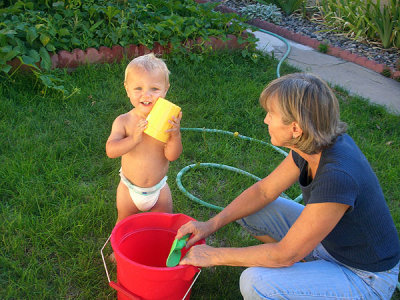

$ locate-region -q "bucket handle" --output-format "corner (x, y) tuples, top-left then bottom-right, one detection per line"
(101, 234), (142, 299)
(100, 234), (201, 300)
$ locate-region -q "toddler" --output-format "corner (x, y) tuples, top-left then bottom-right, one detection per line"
(106, 53), (182, 224)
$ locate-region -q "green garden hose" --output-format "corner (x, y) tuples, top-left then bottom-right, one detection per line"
(176, 28), (295, 209)
(176, 128), (303, 211)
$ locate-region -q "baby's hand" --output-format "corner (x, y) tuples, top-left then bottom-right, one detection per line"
(166, 112), (182, 138)
(132, 119), (148, 143)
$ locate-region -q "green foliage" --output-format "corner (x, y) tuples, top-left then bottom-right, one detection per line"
(0, 0), (255, 97)
(274, 0), (304, 15)
(319, 0), (400, 49)
(318, 42), (329, 53)
(256, 0), (305, 15)
(381, 68), (392, 77)
(239, 3), (282, 23)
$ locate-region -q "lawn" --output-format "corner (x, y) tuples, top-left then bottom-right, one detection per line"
(1, 50), (400, 299)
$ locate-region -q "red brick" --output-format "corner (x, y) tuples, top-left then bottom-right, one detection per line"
(227, 34), (243, 49)
(112, 45), (124, 62)
(393, 70), (400, 78)
(286, 30), (296, 41)
(372, 63), (385, 73)
(338, 50), (352, 60)
(291, 33), (303, 44)
(346, 53), (359, 63)
(125, 44), (139, 59)
(215, 37), (229, 50)
(58, 50), (74, 68)
(84, 48), (102, 64)
(300, 36), (314, 48)
(50, 54), (58, 69)
(354, 56), (368, 66)
(203, 36), (217, 50)
(72, 48), (85, 66)
(138, 44), (150, 56)
(328, 46), (341, 57)
(364, 59), (377, 70)
(99, 46), (113, 63)
(276, 28), (287, 39)
(152, 42), (164, 55)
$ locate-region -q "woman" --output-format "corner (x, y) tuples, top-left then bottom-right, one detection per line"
(176, 73), (400, 299)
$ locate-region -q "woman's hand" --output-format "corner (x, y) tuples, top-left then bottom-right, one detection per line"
(175, 220), (215, 248)
(179, 244), (216, 267)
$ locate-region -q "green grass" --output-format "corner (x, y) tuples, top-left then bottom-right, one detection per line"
(1, 51), (400, 299)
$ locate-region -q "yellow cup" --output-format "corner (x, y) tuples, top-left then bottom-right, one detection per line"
(144, 97), (181, 143)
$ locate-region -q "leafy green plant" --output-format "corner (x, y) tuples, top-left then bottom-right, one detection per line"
(318, 42), (329, 53)
(319, 0), (400, 49)
(381, 68), (392, 77)
(239, 3), (282, 23)
(256, 0), (305, 15)
(369, 0), (400, 48)
(0, 0), (255, 97)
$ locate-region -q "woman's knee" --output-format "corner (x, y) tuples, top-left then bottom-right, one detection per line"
(240, 268), (265, 300)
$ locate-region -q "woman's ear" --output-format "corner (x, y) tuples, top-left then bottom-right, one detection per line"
(292, 122), (303, 139)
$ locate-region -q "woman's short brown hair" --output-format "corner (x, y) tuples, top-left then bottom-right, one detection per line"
(259, 73), (347, 154)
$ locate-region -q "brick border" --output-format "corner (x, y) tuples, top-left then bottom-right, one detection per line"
(203, 0), (400, 80)
(7, 35), (247, 72)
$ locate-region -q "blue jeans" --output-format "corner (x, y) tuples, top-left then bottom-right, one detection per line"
(237, 197), (399, 299)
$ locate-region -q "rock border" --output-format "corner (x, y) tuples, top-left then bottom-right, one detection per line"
(202, 0), (400, 80)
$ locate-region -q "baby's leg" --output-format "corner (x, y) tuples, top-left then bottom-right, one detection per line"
(151, 182), (173, 213)
(116, 181), (139, 223)
(109, 181), (140, 264)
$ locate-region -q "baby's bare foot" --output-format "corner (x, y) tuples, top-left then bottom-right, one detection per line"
(108, 252), (116, 264)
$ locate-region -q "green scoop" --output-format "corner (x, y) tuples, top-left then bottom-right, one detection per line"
(166, 234), (191, 267)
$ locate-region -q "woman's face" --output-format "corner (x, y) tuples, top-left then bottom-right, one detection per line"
(263, 95), (293, 147)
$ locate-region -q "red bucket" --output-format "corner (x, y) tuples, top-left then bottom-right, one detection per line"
(106, 212), (205, 300)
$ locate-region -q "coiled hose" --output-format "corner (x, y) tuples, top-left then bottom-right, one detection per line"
(176, 28), (296, 209)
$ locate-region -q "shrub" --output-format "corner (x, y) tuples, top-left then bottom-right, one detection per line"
(239, 3), (282, 23)
(381, 68), (392, 77)
(319, 0), (400, 49)
(318, 42), (329, 53)
(255, 0), (305, 16)
(0, 0), (255, 96)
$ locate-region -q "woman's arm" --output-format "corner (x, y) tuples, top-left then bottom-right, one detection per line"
(181, 202), (349, 267)
(178, 151), (300, 247)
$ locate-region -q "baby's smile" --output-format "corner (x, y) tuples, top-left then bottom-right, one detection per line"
(140, 101), (152, 106)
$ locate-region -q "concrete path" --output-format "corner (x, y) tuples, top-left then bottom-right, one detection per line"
(253, 30), (400, 114)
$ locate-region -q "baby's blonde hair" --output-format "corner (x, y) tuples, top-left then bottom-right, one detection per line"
(124, 53), (170, 84)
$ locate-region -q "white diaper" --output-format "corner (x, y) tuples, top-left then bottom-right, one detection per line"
(119, 169), (167, 211)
